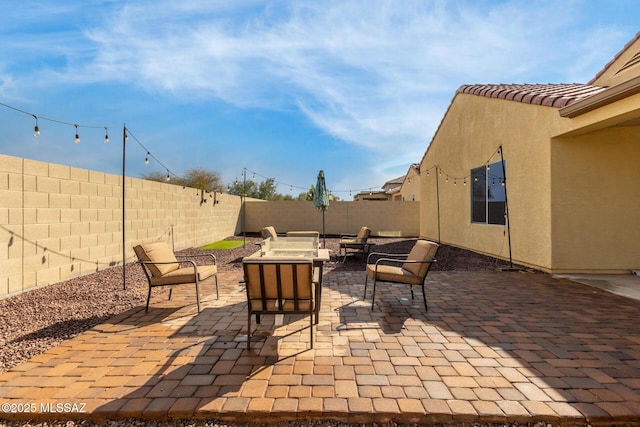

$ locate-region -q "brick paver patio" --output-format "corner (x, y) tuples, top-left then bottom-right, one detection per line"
(1, 269), (639, 425)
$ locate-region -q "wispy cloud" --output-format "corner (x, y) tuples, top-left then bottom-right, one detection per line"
(0, 0), (633, 173)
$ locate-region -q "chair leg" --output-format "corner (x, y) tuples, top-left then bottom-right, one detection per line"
(422, 283), (428, 311)
(310, 313), (314, 349)
(168, 288), (173, 300)
(363, 275), (369, 300)
(410, 285), (415, 300)
(247, 311), (252, 350)
(195, 280), (201, 312)
(371, 278), (378, 310)
(146, 286), (152, 312)
(215, 273), (219, 300)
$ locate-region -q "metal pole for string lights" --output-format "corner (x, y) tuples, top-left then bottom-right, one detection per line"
(242, 167), (246, 247)
(498, 145), (514, 269)
(435, 165), (441, 243)
(122, 125), (127, 290)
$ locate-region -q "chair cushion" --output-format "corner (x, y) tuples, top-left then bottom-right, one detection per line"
(366, 264), (422, 285)
(134, 242), (180, 277)
(402, 240), (438, 277)
(149, 264), (217, 286)
(261, 226), (278, 240)
(356, 227), (371, 242)
(244, 260), (313, 300)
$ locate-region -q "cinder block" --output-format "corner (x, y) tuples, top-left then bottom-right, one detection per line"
(61, 208), (81, 223)
(89, 196), (106, 209)
(23, 159), (49, 176)
(49, 163), (70, 179)
(23, 223), (49, 240)
(37, 208), (61, 224)
(69, 166), (89, 182)
(50, 193), (71, 208)
(80, 182), (98, 196)
(36, 176), (60, 193)
(81, 209), (98, 222)
(60, 180), (80, 195)
(60, 235), (81, 251)
(36, 267), (61, 286)
(89, 170), (105, 184)
(0, 154), (23, 173)
(70, 194), (90, 209)
(49, 223), (71, 239)
(22, 208), (36, 224)
(0, 190), (23, 208)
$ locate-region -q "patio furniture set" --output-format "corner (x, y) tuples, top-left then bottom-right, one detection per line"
(133, 226), (438, 350)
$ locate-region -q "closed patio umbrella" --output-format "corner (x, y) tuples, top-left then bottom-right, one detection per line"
(313, 170), (329, 248)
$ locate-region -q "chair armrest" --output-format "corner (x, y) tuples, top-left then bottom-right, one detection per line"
(340, 233), (357, 238)
(372, 257), (436, 270)
(366, 252), (409, 264)
(175, 253), (217, 265)
(139, 259), (197, 267)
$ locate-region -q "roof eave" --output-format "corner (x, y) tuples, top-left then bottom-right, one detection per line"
(560, 75), (640, 118)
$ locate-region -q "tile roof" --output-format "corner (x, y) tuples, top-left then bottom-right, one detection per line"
(457, 83), (607, 108)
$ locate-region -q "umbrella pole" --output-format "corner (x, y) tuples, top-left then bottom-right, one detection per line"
(322, 210), (326, 248)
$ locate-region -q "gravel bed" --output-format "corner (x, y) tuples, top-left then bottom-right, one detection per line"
(0, 236), (536, 427)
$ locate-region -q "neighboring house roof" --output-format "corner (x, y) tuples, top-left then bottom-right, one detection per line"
(589, 31), (640, 85)
(457, 83), (607, 108)
(382, 175), (405, 193)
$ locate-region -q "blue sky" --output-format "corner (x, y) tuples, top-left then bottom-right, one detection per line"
(0, 1), (638, 197)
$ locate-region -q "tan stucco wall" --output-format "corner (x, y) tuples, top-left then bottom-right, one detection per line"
(551, 126), (640, 273)
(420, 94), (557, 271)
(245, 200), (420, 237)
(0, 154), (242, 298)
(419, 92), (640, 273)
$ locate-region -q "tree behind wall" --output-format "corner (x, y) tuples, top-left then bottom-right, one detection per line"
(140, 168), (225, 192)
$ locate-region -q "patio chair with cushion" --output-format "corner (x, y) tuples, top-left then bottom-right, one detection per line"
(243, 257), (317, 350)
(364, 239), (438, 310)
(339, 226), (372, 261)
(260, 226), (281, 240)
(133, 241), (218, 313)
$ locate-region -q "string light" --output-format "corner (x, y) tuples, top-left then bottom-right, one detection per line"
(1, 101), (185, 189)
(421, 146), (504, 188)
(33, 115), (40, 137)
(2, 101), (392, 198)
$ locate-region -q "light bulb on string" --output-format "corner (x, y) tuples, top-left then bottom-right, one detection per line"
(166, 172), (171, 182)
(33, 115), (40, 137)
(74, 124), (80, 144)
(145, 152), (150, 165)
(104, 127), (109, 143)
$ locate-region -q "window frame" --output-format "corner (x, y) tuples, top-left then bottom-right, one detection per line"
(470, 160), (506, 226)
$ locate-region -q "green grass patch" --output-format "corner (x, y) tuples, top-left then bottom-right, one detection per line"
(200, 240), (245, 250)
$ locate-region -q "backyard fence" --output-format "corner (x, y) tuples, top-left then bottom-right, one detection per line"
(0, 154), (420, 298)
